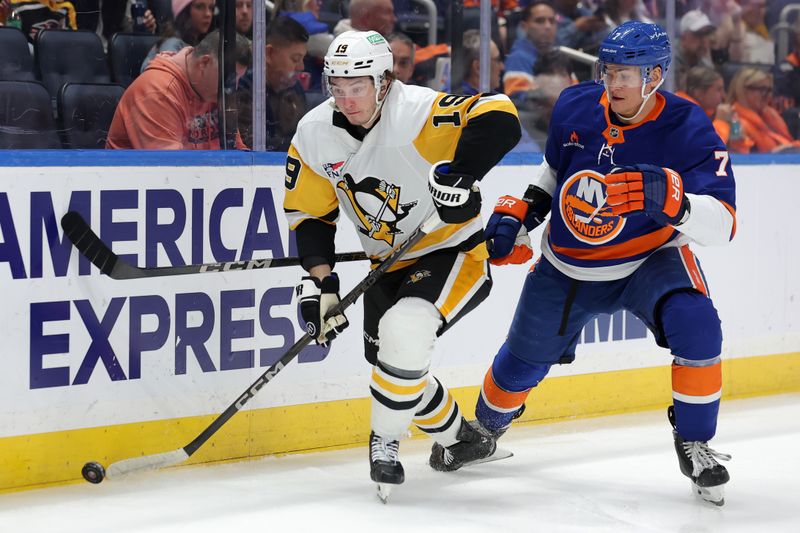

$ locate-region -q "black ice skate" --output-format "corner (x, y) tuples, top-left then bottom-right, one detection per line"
(668, 406), (731, 506)
(429, 418), (504, 472)
(478, 404), (527, 440)
(369, 431), (404, 503)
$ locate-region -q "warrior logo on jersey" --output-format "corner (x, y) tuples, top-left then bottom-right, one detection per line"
(559, 169), (625, 245)
(323, 161), (345, 180)
(337, 174), (418, 245)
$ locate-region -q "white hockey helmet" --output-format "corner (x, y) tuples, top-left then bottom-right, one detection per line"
(323, 30), (394, 100)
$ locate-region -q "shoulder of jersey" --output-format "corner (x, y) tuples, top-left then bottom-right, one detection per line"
(296, 97), (335, 131)
(551, 81), (604, 120)
(379, 82), (440, 143)
(662, 90), (709, 124)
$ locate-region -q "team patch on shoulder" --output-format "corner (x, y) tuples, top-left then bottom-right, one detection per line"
(559, 169), (625, 245)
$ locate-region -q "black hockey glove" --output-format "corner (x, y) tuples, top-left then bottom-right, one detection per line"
(296, 274), (349, 346)
(428, 161), (482, 224)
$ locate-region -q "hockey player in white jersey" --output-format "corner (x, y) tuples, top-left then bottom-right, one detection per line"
(283, 30), (521, 501)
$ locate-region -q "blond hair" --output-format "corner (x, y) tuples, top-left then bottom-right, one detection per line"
(727, 67), (772, 104)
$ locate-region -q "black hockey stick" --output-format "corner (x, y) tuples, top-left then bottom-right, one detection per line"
(81, 212), (442, 483)
(60, 211), (368, 279)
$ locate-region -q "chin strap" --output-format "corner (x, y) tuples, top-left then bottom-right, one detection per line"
(361, 81), (393, 129)
(611, 77), (665, 123)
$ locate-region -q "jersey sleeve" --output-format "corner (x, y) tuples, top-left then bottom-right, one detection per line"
(283, 144), (340, 268)
(673, 109), (737, 241)
(412, 92), (521, 179)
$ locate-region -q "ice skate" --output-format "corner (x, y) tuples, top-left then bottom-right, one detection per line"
(429, 418), (506, 472)
(478, 404), (527, 440)
(369, 432), (404, 503)
(669, 407), (731, 506)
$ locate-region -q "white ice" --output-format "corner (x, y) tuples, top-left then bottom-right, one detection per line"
(1, 393), (798, 533)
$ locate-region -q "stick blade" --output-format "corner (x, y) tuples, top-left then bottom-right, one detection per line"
(106, 449), (190, 479)
(61, 211), (118, 276)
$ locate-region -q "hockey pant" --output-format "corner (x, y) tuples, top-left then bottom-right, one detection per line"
(476, 249), (722, 442)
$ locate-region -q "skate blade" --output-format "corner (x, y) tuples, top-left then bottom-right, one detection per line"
(376, 483), (393, 504)
(691, 482), (725, 506)
(462, 447), (514, 468)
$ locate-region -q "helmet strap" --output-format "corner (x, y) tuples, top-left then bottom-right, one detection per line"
(613, 76), (664, 124)
(362, 76), (392, 129)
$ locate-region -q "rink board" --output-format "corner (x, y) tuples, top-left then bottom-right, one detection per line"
(0, 152), (798, 492)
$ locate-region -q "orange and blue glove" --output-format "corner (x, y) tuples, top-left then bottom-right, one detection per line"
(486, 195), (534, 266)
(605, 164), (689, 227)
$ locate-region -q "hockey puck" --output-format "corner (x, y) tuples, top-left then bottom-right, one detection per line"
(82, 461), (106, 484)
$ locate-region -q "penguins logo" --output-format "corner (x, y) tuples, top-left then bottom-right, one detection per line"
(337, 174), (418, 245)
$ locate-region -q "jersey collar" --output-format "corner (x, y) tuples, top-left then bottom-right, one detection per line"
(599, 91), (666, 146)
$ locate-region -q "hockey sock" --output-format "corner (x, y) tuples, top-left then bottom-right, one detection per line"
(413, 376), (463, 446)
(475, 344), (550, 432)
(662, 291), (722, 442)
(369, 361), (426, 440)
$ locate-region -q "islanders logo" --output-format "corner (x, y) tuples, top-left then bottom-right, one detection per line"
(559, 169), (625, 244)
(337, 174), (418, 245)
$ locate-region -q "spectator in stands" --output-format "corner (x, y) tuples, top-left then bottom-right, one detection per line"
(236, 0), (253, 38)
(503, 0), (558, 101)
(456, 29), (503, 95)
(107, 30), (251, 150)
(678, 65), (734, 143)
(727, 67), (800, 153)
(695, 0), (745, 66)
(4, 0), (77, 43)
(237, 15), (309, 150)
(388, 32), (415, 84)
(604, 0), (653, 26)
(739, 0), (774, 64)
(674, 10), (716, 91)
(551, 0), (607, 52)
(333, 0), (395, 37)
(141, 0), (216, 72)
(277, 0), (334, 90)
(776, 18), (800, 109)
(516, 50), (573, 148)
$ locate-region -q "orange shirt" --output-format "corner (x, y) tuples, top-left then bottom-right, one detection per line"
(463, 0), (518, 10)
(675, 91), (730, 144)
(732, 101), (800, 153)
(107, 48), (241, 150)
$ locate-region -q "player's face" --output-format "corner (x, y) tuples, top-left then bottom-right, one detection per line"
(602, 64), (660, 117)
(329, 77), (378, 126)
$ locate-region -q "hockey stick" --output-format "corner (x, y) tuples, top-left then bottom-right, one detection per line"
(81, 212), (442, 483)
(60, 211), (368, 279)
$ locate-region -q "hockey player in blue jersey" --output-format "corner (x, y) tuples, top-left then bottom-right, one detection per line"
(470, 21), (737, 505)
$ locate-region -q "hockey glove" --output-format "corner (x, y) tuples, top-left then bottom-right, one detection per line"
(605, 164), (689, 227)
(486, 195), (533, 266)
(428, 161), (482, 224)
(296, 274), (349, 346)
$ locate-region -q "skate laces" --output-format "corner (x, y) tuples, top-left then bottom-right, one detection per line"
(371, 435), (399, 464)
(683, 441), (732, 478)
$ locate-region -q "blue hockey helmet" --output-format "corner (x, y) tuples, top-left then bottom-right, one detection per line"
(596, 21), (671, 85)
